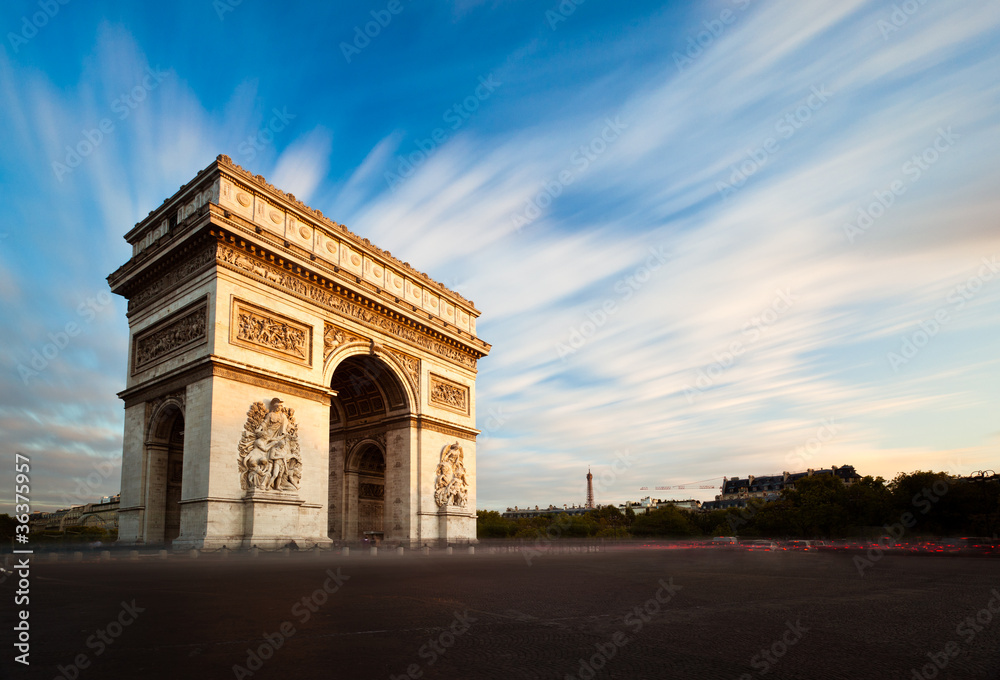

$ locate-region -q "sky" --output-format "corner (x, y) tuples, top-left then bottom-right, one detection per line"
(1, 0), (998, 514)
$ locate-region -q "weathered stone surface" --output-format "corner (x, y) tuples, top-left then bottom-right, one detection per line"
(110, 155), (490, 549)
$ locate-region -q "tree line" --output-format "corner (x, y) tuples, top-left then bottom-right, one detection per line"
(477, 471), (1000, 540)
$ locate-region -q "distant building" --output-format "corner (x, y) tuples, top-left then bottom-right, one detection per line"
(702, 465), (861, 510)
(618, 497), (702, 513)
(29, 494), (121, 532)
(502, 504), (594, 519)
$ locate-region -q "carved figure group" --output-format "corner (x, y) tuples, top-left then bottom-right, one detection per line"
(430, 378), (468, 411)
(135, 310), (206, 368)
(434, 441), (469, 507)
(238, 398), (302, 492)
(237, 312), (306, 358)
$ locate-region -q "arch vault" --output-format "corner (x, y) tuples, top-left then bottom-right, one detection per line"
(109, 155), (490, 549)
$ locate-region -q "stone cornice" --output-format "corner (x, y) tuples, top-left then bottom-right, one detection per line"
(121, 155), (481, 318)
(414, 415), (480, 441)
(118, 356), (336, 408)
(107, 207), (215, 305)
(211, 226), (488, 366)
(110, 222), (488, 370)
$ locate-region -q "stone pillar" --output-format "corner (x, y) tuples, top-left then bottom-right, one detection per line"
(143, 443), (169, 543)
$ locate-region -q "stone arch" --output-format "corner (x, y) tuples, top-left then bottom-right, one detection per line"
(327, 351), (413, 543)
(143, 399), (185, 545)
(344, 441), (387, 543)
(323, 343), (418, 415)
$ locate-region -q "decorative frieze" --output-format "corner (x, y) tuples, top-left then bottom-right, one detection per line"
(230, 298), (311, 365)
(133, 301), (208, 373)
(429, 373), (469, 415)
(386, 347), (420, 394)
(128, 245), (217, 312)
(358, 483), (385, 500)
(217, 244), (478, 369)
(324, 322), (365, 360)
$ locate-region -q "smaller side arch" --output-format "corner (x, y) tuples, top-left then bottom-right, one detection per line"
(143, 397), (186, 545)
(146, 397), (185, 444)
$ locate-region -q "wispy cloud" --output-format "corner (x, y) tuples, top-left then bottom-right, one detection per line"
(1, 0), (998, 512)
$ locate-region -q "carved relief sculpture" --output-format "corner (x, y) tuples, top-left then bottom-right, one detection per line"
(434, 441), (469, 508)
(238, 398), (302, 492)
(429, 374), (469, 414)
(323, 322), (365, 359)
(218, 244), (479, 369)
(230, 299), (312, 365)
(133, 304), (207, 372)
(387, 348), (420, 393)
(237, 309), (306, 358)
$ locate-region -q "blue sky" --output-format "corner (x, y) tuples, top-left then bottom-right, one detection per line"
(1, 0), (998, 513)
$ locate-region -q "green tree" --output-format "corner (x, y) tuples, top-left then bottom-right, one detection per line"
(0, 514), (15, 542)
(783, 475), (850, 537)
(630, 506), (695, 538)
(476, 510), (516, 538)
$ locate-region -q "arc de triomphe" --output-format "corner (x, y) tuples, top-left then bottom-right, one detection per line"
(108, 155), (490, 549)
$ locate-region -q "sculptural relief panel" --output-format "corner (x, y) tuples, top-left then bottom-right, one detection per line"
(434, 442), (469, 508)
(230, 298), (312, 366)
(323, 322), (366, 360)
(216, 245), (479, 369)
(387, 348), (420, 395)
(218, 177), (254, 221)
(237, 398), (302, 493)
(429, 373), (469, 415)
(132, 300), (208, 374)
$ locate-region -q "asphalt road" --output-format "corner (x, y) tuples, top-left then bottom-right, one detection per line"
(2, 548), (999, 680)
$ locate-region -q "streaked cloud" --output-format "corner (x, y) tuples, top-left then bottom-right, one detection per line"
(0, 0), (997, 513)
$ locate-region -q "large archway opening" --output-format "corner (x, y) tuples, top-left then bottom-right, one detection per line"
(145, 403), (184, 546)
(328, 354), (410, 543)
